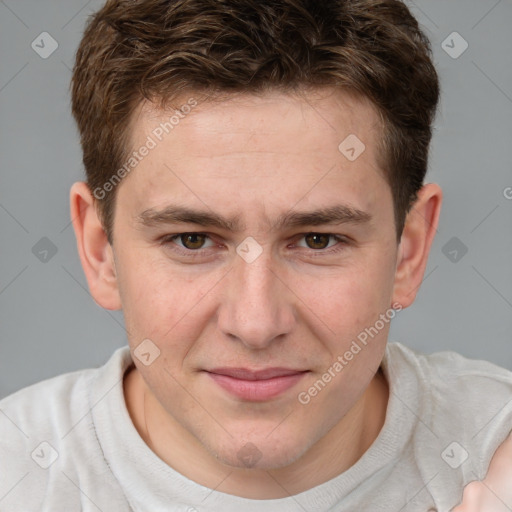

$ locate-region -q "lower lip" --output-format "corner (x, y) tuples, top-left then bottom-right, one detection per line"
(206, 372), (308, 401)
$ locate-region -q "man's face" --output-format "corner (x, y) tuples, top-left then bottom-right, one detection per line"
(111, 88), (400, 469)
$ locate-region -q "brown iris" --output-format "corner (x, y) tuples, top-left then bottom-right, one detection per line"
(304, 233), (331, 250)
(177, 233), (333, 251)
(180, 233), (207, 250)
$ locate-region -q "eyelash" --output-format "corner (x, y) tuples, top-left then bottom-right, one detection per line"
(159, 232), (351, 259)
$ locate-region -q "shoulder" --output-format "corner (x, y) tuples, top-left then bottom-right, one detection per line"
(0, 364), (95, 449)
(0, 347), (132, 509)
(1, 346), (132, 418)
(386, 342), (512, 508)
(0, 347), (130, 438)
(388, 341), (512, 380)
(452, 433), (512, 511)
(387, 341), (512, 407)
(388, 342), (512, 442)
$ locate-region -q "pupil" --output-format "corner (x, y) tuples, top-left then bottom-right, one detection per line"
(180, 234), (331, 251)
(183, 233), (204, 249)
(306, 233), (329, 249)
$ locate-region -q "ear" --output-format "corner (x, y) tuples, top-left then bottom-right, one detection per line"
(392, 183), (442, 308)
(69, 181), (122, 310)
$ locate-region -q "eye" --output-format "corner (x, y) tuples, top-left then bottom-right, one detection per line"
(162, 233), (215, 251)
(159, 231), (350, 259)
(295, 233), (347, 251)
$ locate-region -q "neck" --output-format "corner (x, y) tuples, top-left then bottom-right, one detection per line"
(123, 366), (389, 498)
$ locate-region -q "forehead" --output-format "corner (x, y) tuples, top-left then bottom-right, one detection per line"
(136, 87), (382, 157)
(117, 88), (391, 229)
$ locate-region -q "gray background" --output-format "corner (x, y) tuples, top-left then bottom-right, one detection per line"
(0, 0), (511, 399)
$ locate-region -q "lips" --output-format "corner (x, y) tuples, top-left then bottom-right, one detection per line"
(207, 367), (307, 380)
(204, 367), (309, 401)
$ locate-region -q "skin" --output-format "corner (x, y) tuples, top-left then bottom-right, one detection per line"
(70, 87), (442, 499)
(452, 434), (512, 511)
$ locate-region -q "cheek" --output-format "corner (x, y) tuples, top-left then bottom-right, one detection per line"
(290, 255), (395, 386)
(116, 253), (187, 335)
(296, 261), (394, 331)
(118, 253), (226, 363)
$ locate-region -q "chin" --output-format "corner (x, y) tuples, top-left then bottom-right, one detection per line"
(205, 430), (312, 470)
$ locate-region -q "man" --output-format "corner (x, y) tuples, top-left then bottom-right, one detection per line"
(1, 0), (511, 510)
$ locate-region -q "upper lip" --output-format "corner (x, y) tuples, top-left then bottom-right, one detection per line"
(206, 367), (309, 380)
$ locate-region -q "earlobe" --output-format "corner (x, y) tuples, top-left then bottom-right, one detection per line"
(69, 181), (122, 311)
(392, 183), (442, 308)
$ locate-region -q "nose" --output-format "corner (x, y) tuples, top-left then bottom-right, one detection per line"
(217, 247), (295, 350)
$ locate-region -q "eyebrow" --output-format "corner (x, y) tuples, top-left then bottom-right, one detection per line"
(136, 204), (372, 232)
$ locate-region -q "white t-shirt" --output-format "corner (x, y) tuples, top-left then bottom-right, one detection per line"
(1, 341), (512, 512)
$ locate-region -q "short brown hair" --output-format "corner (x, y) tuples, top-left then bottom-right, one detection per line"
(71, 0), (440, 245)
